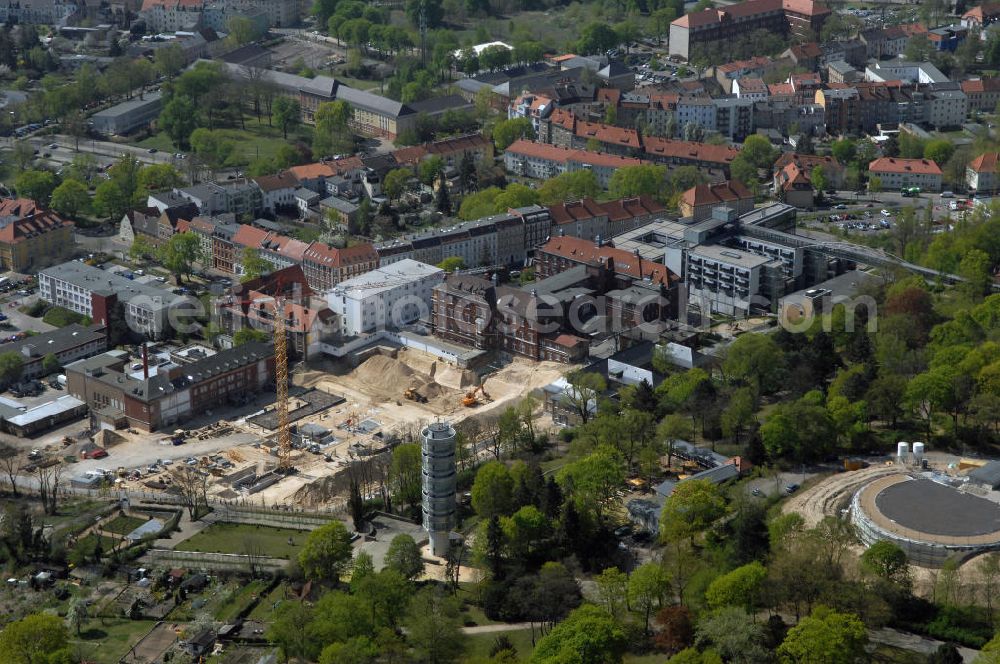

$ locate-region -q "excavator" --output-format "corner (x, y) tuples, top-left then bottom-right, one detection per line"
(462, 385), (492, 408)
(403, 387), (427, 403)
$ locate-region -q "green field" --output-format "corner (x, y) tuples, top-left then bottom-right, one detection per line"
(137, 115), (314, 164)
(214, 580), (270, 622)
(248, 581), (292, 621)
(73, 619), (159, 664)
(174, 522), (306, 559)
(465, 628), (537, 660)
(101, 515), (147, 535)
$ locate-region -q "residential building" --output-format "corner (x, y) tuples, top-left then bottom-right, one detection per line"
(139, 0), (298, 31)
(89, 91), (163, 135)
(868, 157), (943, 192)
(301, 242), (379, 292)
(252, 172), (298, 214)
(733, 77), (769, 101)
(328, 259), (444, 337)
(503, 140), (649, 188)
(4, 323), (107, 379)
(774, 161), (817, 208)
(679, 181), (754, 222)
(0, 205), (74, 272)
(320, 196), (360, 226)
(118, 207), (161, 245)
(66, 342), (275, 432)
(968, 152), (1000, 193)
(961, 78), (1000, 113)
(175, 182), (262, 216)
(963, 3), (1000, 29)
(828, 60), (861, 85)
(38, 261), (191, 339)
(714, 56), (776, 93)
(669, 0), (830, 60)
(865, 61), (949, 84)
(687, 243), (773, 315)
(860, 26), (908, 59)
(0, 0), (77, 26)
(928, 24), (968, 52)
(642, 137), (741, 175)
(219, 265), (332, 358)
(391, 133), (493, 170)
(508, 92), (555, 134)
(773, 153), (845, 189)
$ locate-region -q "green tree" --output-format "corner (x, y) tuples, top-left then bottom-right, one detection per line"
(314, 100), (354, 157)
(49, 178), (90, 217)
(924, 139), (954, 165)
(14, 169), (56, 205)
(129, 235), (155, 262)
(159, 95), (198, 149)
(595, 567), (629, 619)
(740, 134), (776, 169)
(419, 156), (445, 185)
(40, 353), (60, 375)
(705, 561), (767, 612)
(811, 166), (827, 197)
(267, 601), (314, 662)
(557, 445), (626, 519)
(154, 43), (186, 79)
(189, 128), (234, 173)
(404, 588), (465, 664)
(226, 15), (261, 47)
(531, 605), (626, 664)
(382, 168), (412, 203)
(609, 164), (668, 199)
(492, 117), (534, 150)
(240, 247), (275, 282)
(298, 520), (354, 583)
(564, 369), (606, 424)
(233, 327), (269, 346)
(390, 443), (422, 509)
(660, 479), (726, 544)
(830, 138), (856, 164)
(695, 607), (768, 663)
(0, 351), (24, 387)
(777, 606), (867, 664)
(0, 613), (68, 664)
(471, 461), (514, 518)
(577, 23), (620, 55)
(273, 96), (301, 140)
(961, 248), (993, 299)
(729, 155), (757, 192)
(93, 180), (130, 220)
(384, 534), (424, 580)
(437, 256), (466, 272)
(537, 170), (601, 204)
(136, 163), (184, 195)
(629, 561), (671, 634)
(65, 598), (88, 636)
(158, 232), (202, 284)
(860, 540), (910, 588)
(723, 333), (784, 393)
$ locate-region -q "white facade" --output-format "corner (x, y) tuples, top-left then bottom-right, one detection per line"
(686, 244), (768, 316)
(327, 259), (444, 337)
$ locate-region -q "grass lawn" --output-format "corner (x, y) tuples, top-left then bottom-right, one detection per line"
(174, 522), (305, 559)
(137, 115), (314, 164)
(73, 619), (159, 664)
(465, 628), (537, 659)
(248, 581), (291, 621)
(214, 579), (269, 623)
(101, 515), (147, 535)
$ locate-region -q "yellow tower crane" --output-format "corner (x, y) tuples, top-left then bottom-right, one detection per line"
(266, 293), (292, 472)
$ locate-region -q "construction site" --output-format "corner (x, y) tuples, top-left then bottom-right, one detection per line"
(50, 340), (565, 511)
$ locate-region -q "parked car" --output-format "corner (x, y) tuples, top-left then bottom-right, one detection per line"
(880, 209), (891, 217)
(785, 483), (800, 494)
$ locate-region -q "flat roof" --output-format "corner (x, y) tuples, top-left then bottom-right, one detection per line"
(40, 262), (188, 312)
(876, 478), (1000, 537)
(690, 243), (771, 269)
(92, 91), (163, 119)
(6, 395), (85, 427)
(7, 324), (105, 359)
(332, 259), (444, 298)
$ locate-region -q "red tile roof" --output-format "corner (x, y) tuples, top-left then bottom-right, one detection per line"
(548, 198), (607, 225)
(252, 172), (298, 192)
(774, 152), (844, 173)
(680, 180), (753, 208)
(790, 42), (822, 59)
(505, 140), (648, 169)
(288, 162), (336, 181)
(574, 119), (641, 149)
(232, 224), (269, 249)
(392, 145), (428, 166)
(963, 3), (1000, 21)
(642, 137), (740, 165)
(303, 242), (379, 267)
(961, 78), (1000, 94)
(540, 235), (675, 286)
(0, 210), (72, 245)
(869, 157), (942, 176)
(0, 198), (41, 217)
(672, 0), (827, 28)
(969, 152), (1000, 174)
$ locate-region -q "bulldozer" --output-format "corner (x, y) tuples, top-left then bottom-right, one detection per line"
(403, 387), (427, 403)
(462, 384), (492, 407)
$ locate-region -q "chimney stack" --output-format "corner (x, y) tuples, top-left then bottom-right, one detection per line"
(635, 249), (643, 279)
(142, 344), (149, 381)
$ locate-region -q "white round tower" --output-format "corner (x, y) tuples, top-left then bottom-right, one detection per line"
(421, 421), (456, 557)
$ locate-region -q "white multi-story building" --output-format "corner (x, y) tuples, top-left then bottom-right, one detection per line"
(38, 262), (189, 339)
(327, 259), (445, 337)
(140, 0), (297, 32)
(926, 89), (968, 129)
(868, 157), (943, 192)
(686, 244), (771, 316)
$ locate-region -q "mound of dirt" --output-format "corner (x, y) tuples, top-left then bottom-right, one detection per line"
(435, 365), (478, 390)
(418, 382), (446, 399)
(352, 355), (419, 393)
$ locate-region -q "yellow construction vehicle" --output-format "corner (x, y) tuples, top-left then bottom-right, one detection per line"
(403, 387), (427, 403)
(462, 384), (492, 407)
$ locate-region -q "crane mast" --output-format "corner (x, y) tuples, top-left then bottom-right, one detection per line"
(273, 296), (291, 471)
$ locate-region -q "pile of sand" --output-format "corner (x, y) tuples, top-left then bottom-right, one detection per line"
(352, 355), (419, 393)
(435, 364), (478, 391)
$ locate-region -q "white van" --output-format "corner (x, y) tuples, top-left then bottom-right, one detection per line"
(941, 191), (954, 198)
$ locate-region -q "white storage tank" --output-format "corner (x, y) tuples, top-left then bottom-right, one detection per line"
(897, 442), (909, 462)
(912, 442), (925, 463)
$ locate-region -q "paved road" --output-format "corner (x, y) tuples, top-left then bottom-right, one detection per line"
(0, 291), (55, 334)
